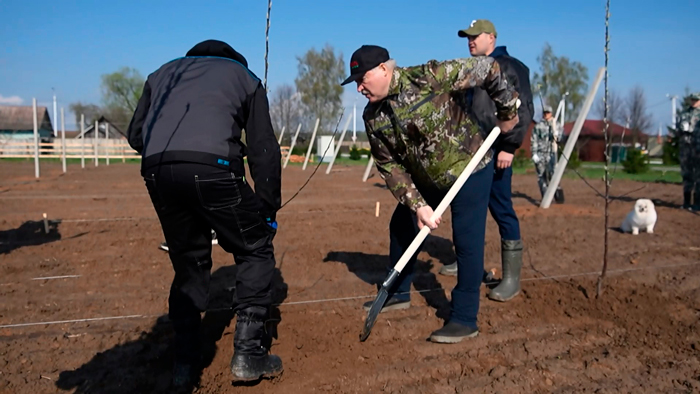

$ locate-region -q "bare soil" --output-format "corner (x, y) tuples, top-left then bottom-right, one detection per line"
(1, 161), (699, 393)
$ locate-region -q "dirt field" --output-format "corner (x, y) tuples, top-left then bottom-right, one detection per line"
(1, 160), (699, 394)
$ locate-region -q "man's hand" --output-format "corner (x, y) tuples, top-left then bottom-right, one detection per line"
(416, 206), (441, 230)
(496, 114), (519, 133)
(496, 151), (514, 169)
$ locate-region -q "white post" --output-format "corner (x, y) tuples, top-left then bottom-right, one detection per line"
(60, 107), (66, 173)
(540, 67), (605, 209)
(670, 95), (677, 126)
(326, 115), (352, 174)
(283, 123), (301, 169)
(94, 120), (99, 167)
(105, 123), (110, 165)
(80, 114), (85, 169)
(553, 100), (563, 126)
(352, 100), (357, 143)
(362, 155), (374, 182)
(561, 95), (567, 132)
(302, 118), (320, 170)
(33, 98), (40, 178)
(552, 99), (565, 156)
(277, 126), (286, 145)
(52, 90), (58, 137)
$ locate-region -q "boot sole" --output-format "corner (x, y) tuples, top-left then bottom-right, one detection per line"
(438, 269), (457, 277)
(231, 368), (283, 382)
(363, 302), (410, 313)
(429, 331), (479, 343)
(488, 289), (520, 302)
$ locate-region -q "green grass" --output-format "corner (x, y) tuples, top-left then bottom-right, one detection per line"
(562, 167), (681, 184)
(580, 161), (678, 170)
(513, 163), (681, 184)
(282, 156), (370, 167)
(2, 157), (680, 184)
(0, 157), (141, 164)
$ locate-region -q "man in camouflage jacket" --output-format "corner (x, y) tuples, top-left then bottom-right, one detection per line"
(341, 45), (519, 343)
(677, 92), (700, 210)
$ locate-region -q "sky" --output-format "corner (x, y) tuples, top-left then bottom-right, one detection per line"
(1, 0), (699, 134)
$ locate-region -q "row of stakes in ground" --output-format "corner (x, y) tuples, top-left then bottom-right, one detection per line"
(23, 99), (130, 179)
(281, 117), (354, 172)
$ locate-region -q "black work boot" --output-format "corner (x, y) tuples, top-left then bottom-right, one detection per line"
(438, 262), (457, 276)
(488, 239), (523, 302)
(362, 296), (410, 313)
(429, 321), (479, 343)
(230, 306), (283, 382)
(683, 191), (692, 210)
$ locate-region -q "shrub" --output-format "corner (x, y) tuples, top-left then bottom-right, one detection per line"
(349, 144), (361, 160)
(563, 149), (581, 170)
(513, 149), (529, 168)
(622, 148), (649, 174)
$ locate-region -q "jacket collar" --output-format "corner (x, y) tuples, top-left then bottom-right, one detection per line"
(489, 46), (508, 58)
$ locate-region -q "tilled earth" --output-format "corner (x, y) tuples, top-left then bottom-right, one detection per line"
(1, 161), (699, 393)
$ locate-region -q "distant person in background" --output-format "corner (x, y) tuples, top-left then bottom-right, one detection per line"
(677, 92), (700, 210)
(531, 106), (560, 200)
(127, 39), (282, 388)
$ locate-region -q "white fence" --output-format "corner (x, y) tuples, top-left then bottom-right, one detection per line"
(0, 140), (140, 162)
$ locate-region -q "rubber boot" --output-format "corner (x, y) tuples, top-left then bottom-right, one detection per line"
(230, 306), (283, 382)
(488, 239), (523, 302)
(683, 191), (692, 210)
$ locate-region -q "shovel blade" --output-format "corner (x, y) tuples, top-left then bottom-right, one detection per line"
(359, 288), (389, 342)
(359, 269), (400, 342)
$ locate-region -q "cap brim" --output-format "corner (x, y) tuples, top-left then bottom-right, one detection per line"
(341, 66), (373, 86)
(341, 74), (360, 86)
(458, 28), (480, 37)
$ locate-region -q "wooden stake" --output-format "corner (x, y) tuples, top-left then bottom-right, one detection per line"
(42, 213), (49, 234)
(60, 108), (66, 173)
(33, 98), (40, 178)
(302, 118), (320, 170)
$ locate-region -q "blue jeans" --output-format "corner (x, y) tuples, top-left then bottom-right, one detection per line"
(488, 162), (521, 241)
(387, 159), (494, 329)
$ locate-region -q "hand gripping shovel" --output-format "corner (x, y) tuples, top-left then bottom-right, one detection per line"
(359, 125), (504, 342)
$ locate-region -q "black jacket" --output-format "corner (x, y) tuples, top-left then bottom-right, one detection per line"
(466, 46), (534, 154)
(127, 40), (281, 213)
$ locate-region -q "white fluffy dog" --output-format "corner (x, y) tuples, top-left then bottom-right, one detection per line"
(621, 199), (657, 235)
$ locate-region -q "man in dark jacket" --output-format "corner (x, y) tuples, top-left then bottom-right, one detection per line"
(127, 39), (282, 387)
(439, 20), (534, 304)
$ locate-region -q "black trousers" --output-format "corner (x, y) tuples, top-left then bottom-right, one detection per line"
(144, 163), (277, 330)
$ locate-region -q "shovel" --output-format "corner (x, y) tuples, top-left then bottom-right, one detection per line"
(359, 125), (504, 342)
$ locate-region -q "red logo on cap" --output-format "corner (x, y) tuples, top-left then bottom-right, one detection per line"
(350, 61), (359, 69)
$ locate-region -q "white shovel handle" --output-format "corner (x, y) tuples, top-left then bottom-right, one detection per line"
(392, 125), (502, 274)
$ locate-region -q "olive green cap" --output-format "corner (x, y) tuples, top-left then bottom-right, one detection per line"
(458, 19), (497, 38)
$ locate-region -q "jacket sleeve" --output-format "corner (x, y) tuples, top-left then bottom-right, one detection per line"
(495, 59), (534, 154)
(126, 80), (151, 154)
(366, 122), (427, 213)
(531, 123), (540, 158)
(445, 58), (519, 121)
(244, 82), (282, 215)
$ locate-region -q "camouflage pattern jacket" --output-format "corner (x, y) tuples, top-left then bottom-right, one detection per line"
(362, 57), (519, 212)
(676, 107), (700, 138)
(530, 118), (557, 160)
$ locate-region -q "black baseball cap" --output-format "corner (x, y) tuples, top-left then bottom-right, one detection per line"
(341, 45), (390, 86)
